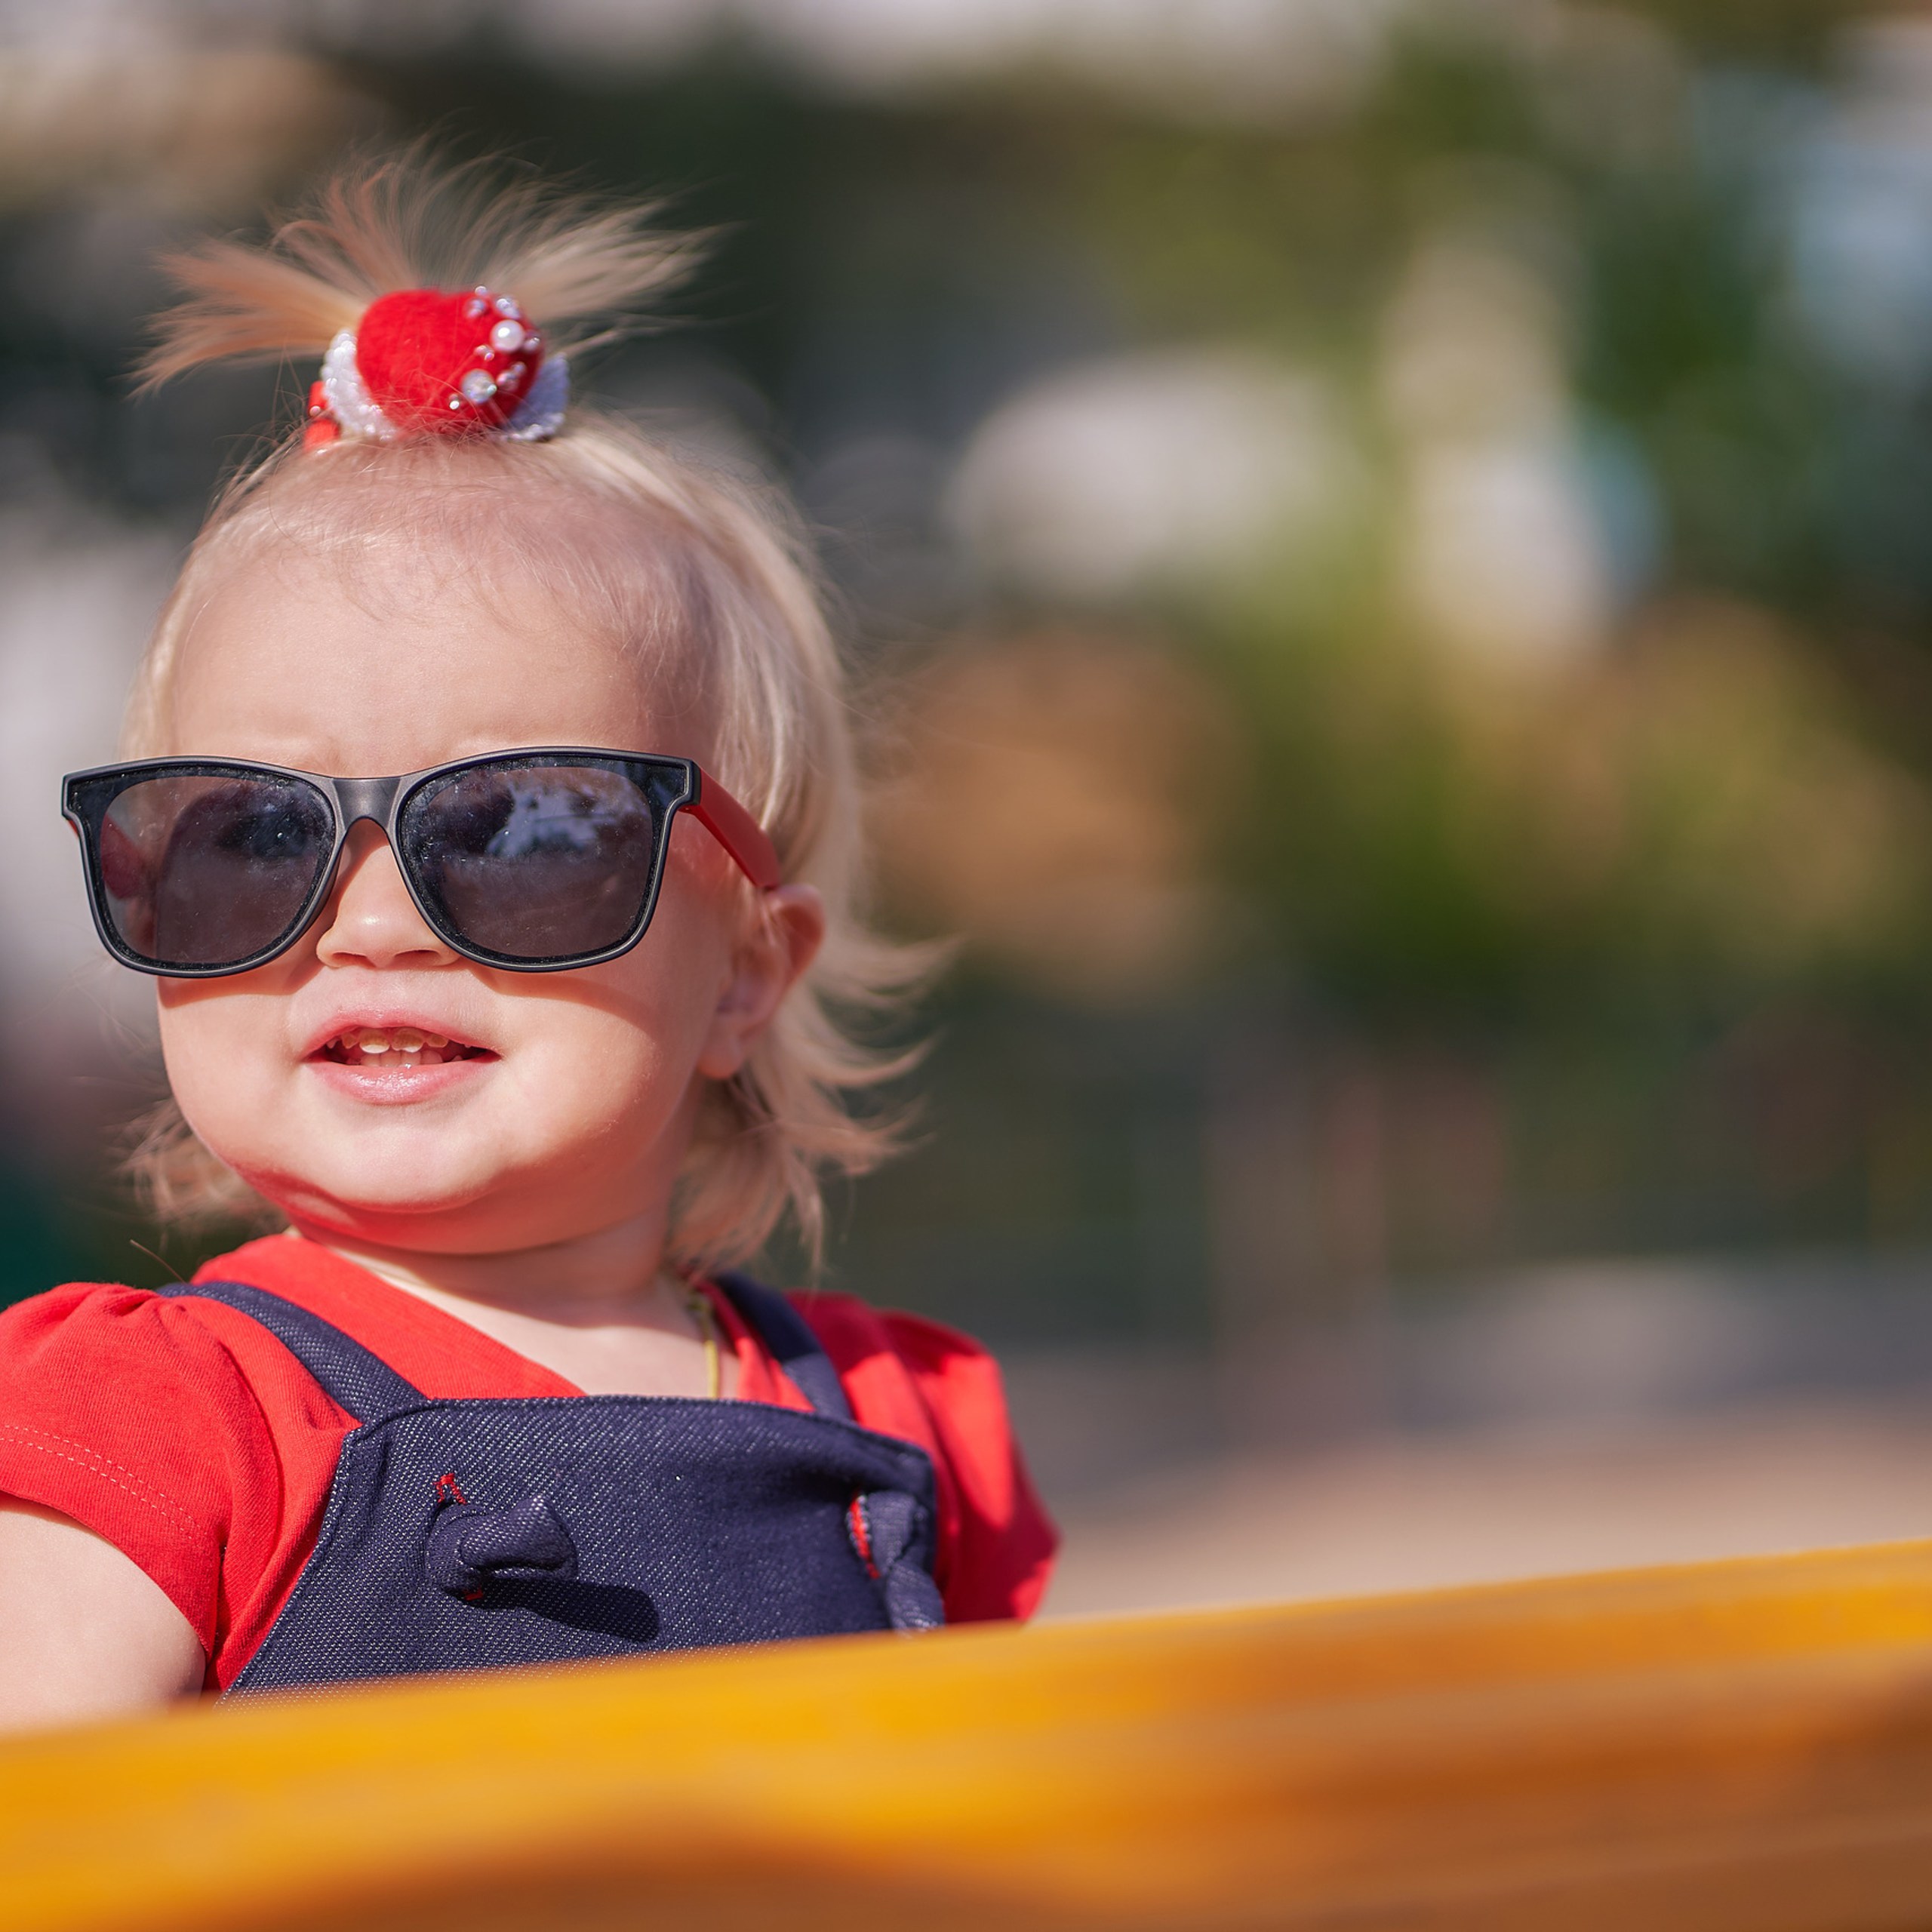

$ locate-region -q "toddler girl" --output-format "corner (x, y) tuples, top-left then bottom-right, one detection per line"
(0, 159), (1055, 1730)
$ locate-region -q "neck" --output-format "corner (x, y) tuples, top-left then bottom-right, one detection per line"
(286, 1208), (682, 1332)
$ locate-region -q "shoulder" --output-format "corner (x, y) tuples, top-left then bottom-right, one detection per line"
(0, 1276), (348, 1429)
(785, 1291), (987, 1376)
(0, 1274), (377, 1666)
(793, 1294), (1025, 1460)
(0, 1283), (282, 1649)
(787, 1291), (1060, 1623)
(0, 1284), (205, 1498)
(1, 1280), (228, 1385)
(783, 1292), (996, 1441)
(0, 1278), (329, 1494)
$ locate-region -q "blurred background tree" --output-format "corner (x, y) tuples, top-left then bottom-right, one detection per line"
(5, 0), (1932, 1380)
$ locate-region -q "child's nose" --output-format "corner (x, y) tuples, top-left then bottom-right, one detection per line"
(312, 822), (459, 971)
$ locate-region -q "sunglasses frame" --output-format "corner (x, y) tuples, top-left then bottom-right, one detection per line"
(62, 747), (782, 980)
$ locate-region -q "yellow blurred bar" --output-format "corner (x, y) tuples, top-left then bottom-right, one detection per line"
(8, 1540), (1932, 1929)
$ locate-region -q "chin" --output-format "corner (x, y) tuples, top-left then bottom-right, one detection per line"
(239, 1155), (509, 1232)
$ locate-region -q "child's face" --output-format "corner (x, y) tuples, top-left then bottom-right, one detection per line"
(153, 542), (819, 1258)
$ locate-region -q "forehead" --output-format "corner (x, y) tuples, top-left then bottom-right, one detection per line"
(164, 520), (709, 779)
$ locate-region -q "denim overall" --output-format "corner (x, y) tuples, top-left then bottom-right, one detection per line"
(159, 1275), (945, 1694)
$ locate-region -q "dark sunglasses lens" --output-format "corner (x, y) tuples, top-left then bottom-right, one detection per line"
(401, 764), (660, 961)
(94, 774), (335, 969)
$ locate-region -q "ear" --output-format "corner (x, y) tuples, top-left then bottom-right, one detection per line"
(694, 885), (826, 1082)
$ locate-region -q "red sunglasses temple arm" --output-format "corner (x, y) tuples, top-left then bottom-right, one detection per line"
(690, 768), (783, 891)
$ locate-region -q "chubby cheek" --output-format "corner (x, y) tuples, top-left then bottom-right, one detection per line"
(156, 975), (300, 1164)
(466, 968), (715, 1175)
(502, 865), (742, 1164)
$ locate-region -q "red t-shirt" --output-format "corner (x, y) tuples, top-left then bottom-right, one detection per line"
(0, 1235), (1057, 1687)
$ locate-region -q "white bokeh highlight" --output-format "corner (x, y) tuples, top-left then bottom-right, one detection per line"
(948, 349), (1363, 601)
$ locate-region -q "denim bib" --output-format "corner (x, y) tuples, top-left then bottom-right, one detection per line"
(160, 1274), (944, 1693)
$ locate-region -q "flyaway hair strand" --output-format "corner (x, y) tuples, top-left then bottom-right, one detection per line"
(140, 149), (707, 392)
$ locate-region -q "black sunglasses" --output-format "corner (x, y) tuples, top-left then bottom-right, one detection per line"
(62, 748), (780, 979)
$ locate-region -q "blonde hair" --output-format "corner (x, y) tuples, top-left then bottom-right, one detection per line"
(124, 154), (924, 1272)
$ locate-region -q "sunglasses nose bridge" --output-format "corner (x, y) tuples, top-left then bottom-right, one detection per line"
(333, 776), (402, 831)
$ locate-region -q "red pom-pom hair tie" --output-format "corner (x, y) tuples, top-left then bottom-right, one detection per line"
(306, 286), (569, 447)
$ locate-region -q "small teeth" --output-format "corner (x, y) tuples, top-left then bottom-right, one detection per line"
(330, 1026), (463, 1066)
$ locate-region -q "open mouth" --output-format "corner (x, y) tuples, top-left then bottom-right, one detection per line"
(317, 1027), (493, 1071)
